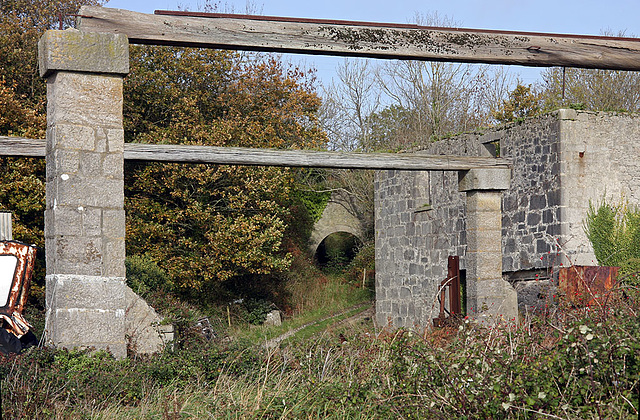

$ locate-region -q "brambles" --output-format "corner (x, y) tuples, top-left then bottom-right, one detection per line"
(1, 295), (638, 419)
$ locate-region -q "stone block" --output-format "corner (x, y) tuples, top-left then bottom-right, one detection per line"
(529, 194), (547, 210)
(106, 129), (125, 153)
(557, 109), (577, 120)
(515, 279), (555, 313)
(45, 274), (127, 358)
(54, 175), (124, 208)
(527, 212), (541, 226)
(103, 238), (126, 278)
(103, 153), (124, 179)
(47, 307), (126, 358)
(458, 168), (511, 192)
(466, 227), (502, 252)
(472, 279), (519, 325)
(124, 286), (172, 354)
(466, 252), (503, 280)
(49, 123), (96, 151)
(102, 209), (126, 239)
(48, 236), (103, 276)
(465, 191), (503, 214)
(47, 72), (123, 128)
(39, 30), (129, 78)
(45, 207), (83, 237)
(81, 207), (103, 237)
(46, 274), (125, 309)
(466, 210), (501, 233)
(48, 148), (80, 174)
(78, 151), (103, 176)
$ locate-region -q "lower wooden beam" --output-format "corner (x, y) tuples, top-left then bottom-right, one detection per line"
(0, 137), (511, 170)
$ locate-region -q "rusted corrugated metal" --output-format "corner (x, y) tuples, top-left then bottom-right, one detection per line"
(558, 265), (619, 306)
(0, 241), (36, 337)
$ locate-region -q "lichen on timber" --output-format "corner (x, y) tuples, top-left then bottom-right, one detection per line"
(322, 26), (399, 50)
(442, 32), (487, 49)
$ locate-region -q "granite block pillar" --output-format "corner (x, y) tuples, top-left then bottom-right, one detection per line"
(459, 168), (518, 325)
(39, 30), (129, 358)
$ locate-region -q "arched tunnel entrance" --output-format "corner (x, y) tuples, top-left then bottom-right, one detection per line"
(315, 231), (363, 271)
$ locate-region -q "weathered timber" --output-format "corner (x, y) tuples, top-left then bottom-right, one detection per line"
(0, 137), (46, 157)
(0, 137), (511, 170)
(77, 6), (640, 70)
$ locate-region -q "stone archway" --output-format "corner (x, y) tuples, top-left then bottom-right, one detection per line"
(309, 190), (365, 256)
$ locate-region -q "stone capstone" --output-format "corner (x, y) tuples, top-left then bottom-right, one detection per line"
(38, 30), (129, 78)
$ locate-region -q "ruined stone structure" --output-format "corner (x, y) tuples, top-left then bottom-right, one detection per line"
(375, 109), (640, 328)
(30, 7), (640, 353)
(309, 190), (366, 256)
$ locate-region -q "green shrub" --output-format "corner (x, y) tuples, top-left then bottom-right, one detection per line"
(294, 189), (331, 223)
(125, 254), (173, 295)
(345, 241), (375, 286)
(584, 198), (640, 285)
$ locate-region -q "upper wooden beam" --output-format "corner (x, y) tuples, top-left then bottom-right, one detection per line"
(0, 137), (511, 171)
(77, 6), (640, 70)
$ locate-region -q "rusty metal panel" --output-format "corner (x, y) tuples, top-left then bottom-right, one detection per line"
(0, 241), (36, 336)
(558, 265), (619, 306)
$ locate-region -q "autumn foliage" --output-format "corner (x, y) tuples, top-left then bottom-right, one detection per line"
(124, 46), (326, 292)
(0, 1), (327, 295)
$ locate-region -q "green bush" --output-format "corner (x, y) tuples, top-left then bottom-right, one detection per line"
(584, 198), (640, 285)
(125, 254), (173, 295)
(294, 189), (331, 223)
(345, 241), (375, 286)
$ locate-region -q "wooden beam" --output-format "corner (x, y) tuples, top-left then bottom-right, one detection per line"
(0, 137), (46, 158)
(0, 137), (511, 170)
(77, 6), (640, 70)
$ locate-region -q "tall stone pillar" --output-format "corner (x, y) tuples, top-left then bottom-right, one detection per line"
(459, 168), (518, 325)
(39, 30), (129, 358)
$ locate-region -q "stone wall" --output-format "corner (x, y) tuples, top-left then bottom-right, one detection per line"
(375, 110), (640, 327)
(375, 169), (466, 328)
(557, 110), (640, 266)
(309, 190), (366, 255)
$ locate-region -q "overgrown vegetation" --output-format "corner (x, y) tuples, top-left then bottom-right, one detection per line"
(2, 293), (638, 419)
(2, 2), (640, 418)
(584, 198), (640, 285)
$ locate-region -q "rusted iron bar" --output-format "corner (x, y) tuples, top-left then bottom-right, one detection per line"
(77, 6), (640, 70)
(433, 256), (462, 327)
(448, 256), (461, 316)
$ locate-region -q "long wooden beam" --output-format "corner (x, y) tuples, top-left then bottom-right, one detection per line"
(77, 6), (640, 70)
(0, 137), (510, 171)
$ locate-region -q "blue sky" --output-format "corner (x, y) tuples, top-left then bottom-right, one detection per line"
(101, 0), (640, 86)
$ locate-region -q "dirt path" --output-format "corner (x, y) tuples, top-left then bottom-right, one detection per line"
(264, 302), (373, 348)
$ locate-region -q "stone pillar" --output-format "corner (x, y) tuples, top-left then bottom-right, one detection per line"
(39, 30), (129, 358)
(459, 168), (518, 325)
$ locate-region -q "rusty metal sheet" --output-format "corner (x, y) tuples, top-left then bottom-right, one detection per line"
(0, 241), (36, 336)
(558, 265), (619, 306)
